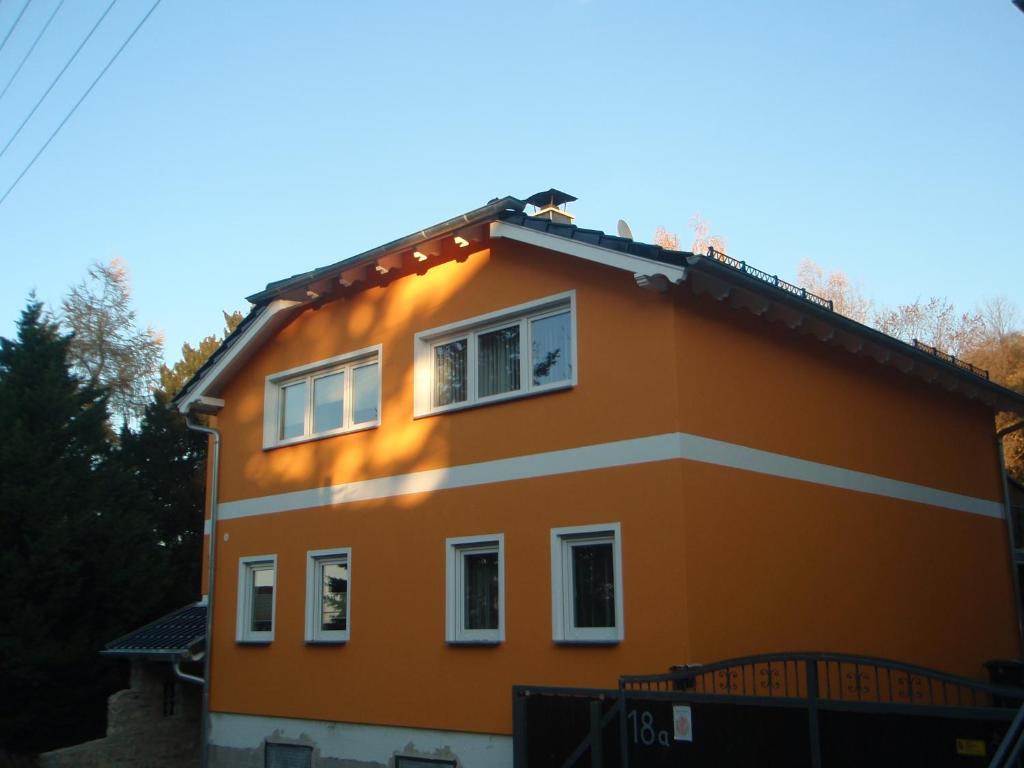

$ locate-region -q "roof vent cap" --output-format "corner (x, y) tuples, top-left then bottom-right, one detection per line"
(524, 188), (577, 225)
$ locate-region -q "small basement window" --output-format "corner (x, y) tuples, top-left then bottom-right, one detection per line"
(266, 743), (312, 768)
(413, 292), (576, 417)
(263, 345), (381, 449)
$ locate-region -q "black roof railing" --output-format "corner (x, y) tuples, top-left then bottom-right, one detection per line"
(703, 247), (991, 381)
(705, 246), (834, 312)
(912, 339), (990, 380)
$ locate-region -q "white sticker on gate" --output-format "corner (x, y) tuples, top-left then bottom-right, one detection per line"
(672, 705), (693, 742)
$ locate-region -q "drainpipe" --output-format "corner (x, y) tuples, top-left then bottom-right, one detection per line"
(173, 656), (205, 686)
(998, 420), (1024, 657)
(185, 412), (221, 768)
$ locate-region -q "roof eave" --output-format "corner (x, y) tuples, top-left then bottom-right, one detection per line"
(245, 195), (526, 306)
(685, 257), (1024, 416)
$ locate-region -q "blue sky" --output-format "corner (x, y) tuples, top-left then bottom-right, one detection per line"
(0, 1), (1021, 362)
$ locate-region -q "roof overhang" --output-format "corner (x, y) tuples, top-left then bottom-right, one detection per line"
(489, 220), (687, 287)
(174, 299), (305, 414)
(683, 256), (1024, 416)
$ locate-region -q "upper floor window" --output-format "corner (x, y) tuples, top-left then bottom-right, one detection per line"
(236, 555), (276, 643)
(413, 292), (576, 417)
(263, 345), (381, 449)
(305, 547), (351, 643)
(550, 523), (623, 644)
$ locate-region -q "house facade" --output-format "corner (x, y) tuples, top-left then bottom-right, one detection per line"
(175, 190), (1024, 768)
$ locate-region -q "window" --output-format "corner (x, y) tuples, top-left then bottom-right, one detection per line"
(394, 758), (456, 768)
(446, 535), (504, 644)
(414, 292), (575, 416)
(305, 548), (351, 643)
(263, 345), (381, 448)
(265, 743), (312, 768)
(237, 555), (277, 643)
(550, 524), (623, 643)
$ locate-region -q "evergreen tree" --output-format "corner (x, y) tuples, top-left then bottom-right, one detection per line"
(115, 392), (208, 608)
(0, 301), (167, 754)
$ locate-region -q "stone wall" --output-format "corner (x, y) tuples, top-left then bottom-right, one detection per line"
(40, 661), (200, 768)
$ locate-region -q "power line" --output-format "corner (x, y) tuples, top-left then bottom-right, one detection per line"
(0, 0), (33, 59)
(0, 0), (66, 105)
(0, 0), (163, 209)
(0, 0), (117, 163)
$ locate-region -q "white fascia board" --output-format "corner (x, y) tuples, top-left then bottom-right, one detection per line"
(177, 299), (304, 414)
(489, 220), (686, 284)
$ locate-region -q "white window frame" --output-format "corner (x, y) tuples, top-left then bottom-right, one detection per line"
(236, 554), (277, 644)
(413, 291), (577, 417)
(550, 523), (623, 644)
(445, 534), (505, 644)
(263, 344), (382, 449)
(305, 547), (352, 643)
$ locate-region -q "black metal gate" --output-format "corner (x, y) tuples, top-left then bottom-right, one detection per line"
(512, 652), (1024, 767)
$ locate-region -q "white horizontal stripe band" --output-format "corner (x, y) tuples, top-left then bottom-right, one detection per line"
(205, 433), (1004, 526)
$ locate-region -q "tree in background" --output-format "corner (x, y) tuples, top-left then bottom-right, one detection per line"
(0, 301), (169, 754)
(113, 309), (246, 609)
(874, 297), (985, 358)
(653, 214), (727, 256)
(796, 259), (873, 324)
(159, 310), (244, 398)
(62, 258), (164, 426)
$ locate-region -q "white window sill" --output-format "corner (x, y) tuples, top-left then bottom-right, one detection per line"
(414, 381), (574, 420)
(446, 639), (502, 647)
(554, 637), (621, 646)
(236, 639), (273, 646)
(263, 422), (379, 452)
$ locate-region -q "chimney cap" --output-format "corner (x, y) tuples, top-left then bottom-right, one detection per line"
(524, 188), (577, 209)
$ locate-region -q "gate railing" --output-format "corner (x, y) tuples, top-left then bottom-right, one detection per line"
(618, 652), (1024, 768)
(990, 703), (1024, 767)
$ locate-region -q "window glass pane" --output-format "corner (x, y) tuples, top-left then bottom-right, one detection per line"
(352, 363), (379, 424)
(463, 550), (498, 630)
(312, 372), (344, 433)
(531, 311), (571, 386)
(478, 325), (520, 398)
(280, 381), (307, 440)
(434, 339), (467, 406)
(320, 560), (348, 631)
(251, 567), (274, 632)
(571, 542), (615, 628)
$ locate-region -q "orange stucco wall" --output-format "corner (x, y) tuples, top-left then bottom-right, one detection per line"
(200, 235), (1016, 736)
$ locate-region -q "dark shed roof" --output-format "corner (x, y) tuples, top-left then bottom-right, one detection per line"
(103, 603), (206, 659)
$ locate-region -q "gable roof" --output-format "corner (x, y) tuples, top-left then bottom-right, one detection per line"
(102, 603), (207, 660)
(173, 191), (1024, 418)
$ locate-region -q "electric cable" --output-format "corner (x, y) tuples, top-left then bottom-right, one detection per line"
(0, 0), (33, 59)
(0, 0), (66, 105)
(0, 0), (162, 208)
(0, 0), (117, 163)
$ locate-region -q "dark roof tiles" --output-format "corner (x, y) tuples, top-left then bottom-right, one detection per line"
(103, 603), (206, 657)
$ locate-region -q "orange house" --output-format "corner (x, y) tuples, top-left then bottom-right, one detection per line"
(173, 189), (1024, 768)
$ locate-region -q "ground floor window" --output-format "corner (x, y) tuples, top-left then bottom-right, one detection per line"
(237, 555), (277, 643)
(446, 534), (504, 644)
(550, 523), (623, 643)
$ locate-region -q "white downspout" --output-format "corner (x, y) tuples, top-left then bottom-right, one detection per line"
(185, 412), (221, 768)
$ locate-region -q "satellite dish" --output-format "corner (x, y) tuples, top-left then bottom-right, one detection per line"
(617, 219), (634, 240)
